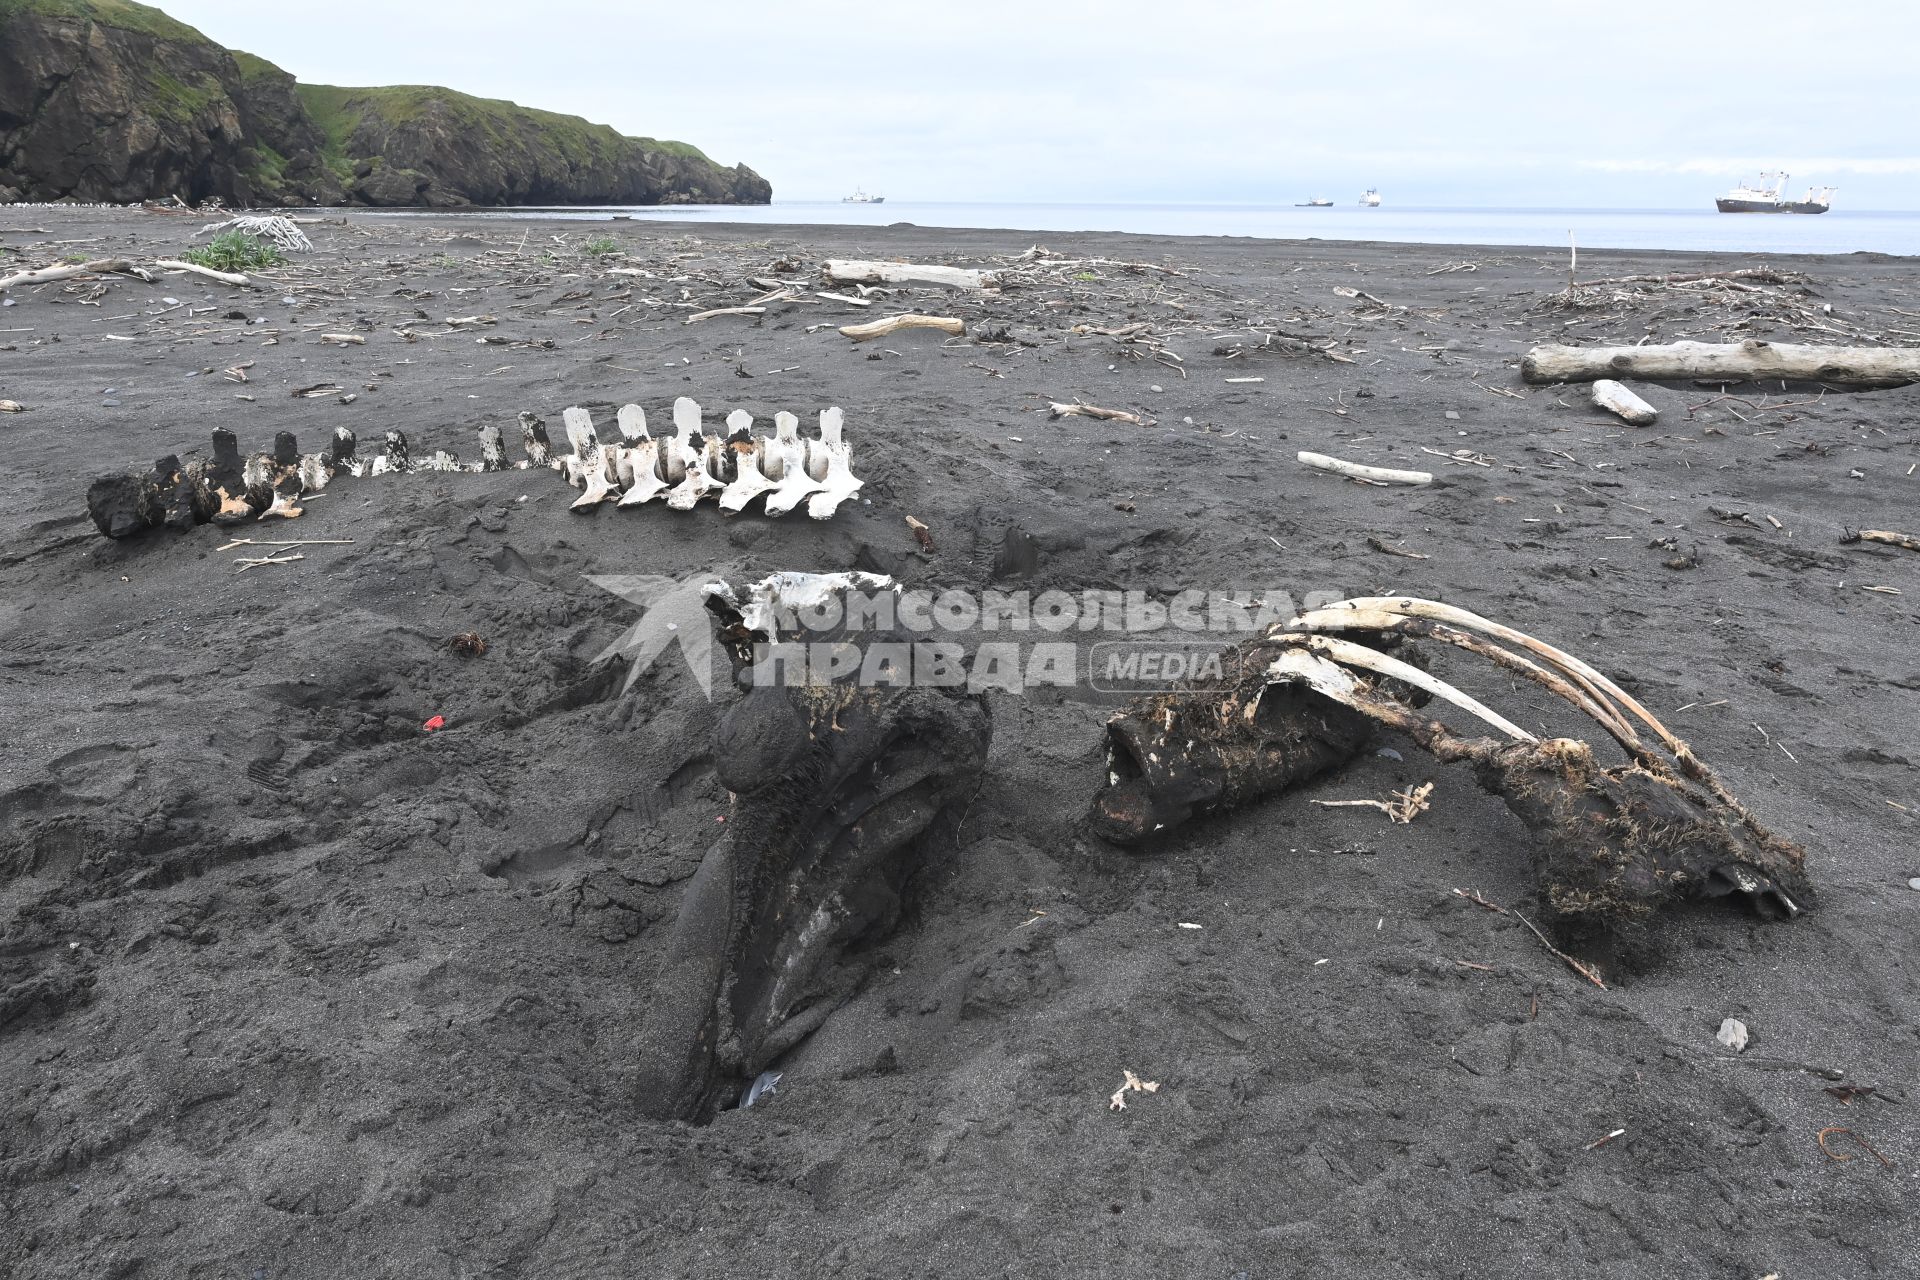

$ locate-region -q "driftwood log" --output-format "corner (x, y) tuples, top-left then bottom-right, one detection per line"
(838, 313), (965, 341)
(154, 258), (256, 287)
(1591, 379), (1658, 425)
(823, 259), (993, 290)
(0, 258), (150, 290)
(1523, 339), (1920, 387)
(1297, 451), (1432, 486)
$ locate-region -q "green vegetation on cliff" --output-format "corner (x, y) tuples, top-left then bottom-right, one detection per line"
(0, 0), (203, 41)
(0, 0), (770, 206)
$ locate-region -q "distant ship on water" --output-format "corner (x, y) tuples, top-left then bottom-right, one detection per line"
(1715, 172), (1833, 214)
(1296, 196), (1334, 207)
(843, 187), (885, 204)
(1360, 188), (1381, 207)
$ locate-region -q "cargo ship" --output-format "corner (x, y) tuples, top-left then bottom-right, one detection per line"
(1296, 197), (1334, 207)
(1715, 172), (1833, 214)
(842, 188), (885, 204)
(1359, 188), (1381, 207)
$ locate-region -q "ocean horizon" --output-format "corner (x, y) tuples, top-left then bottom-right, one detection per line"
(347, 199), (1920, 257)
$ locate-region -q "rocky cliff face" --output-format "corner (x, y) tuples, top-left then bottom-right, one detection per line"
(0, 0), (769, 207)
(300, 85), (772, 209)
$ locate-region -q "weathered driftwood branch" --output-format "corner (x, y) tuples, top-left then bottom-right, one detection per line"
(1842, 528), (1920, 553)
(686, 305), (767, 324)
(154, 258), (257, 287)
(1591, 379), (1658, 425)
(0, 258), (149, 290)
(838, 313), (965, 341)
(823, 259), (993, 289)
(1523, 339), (1920, 387)
(1297, 451), (1432, 486)
(1049, 402), (1154, 427)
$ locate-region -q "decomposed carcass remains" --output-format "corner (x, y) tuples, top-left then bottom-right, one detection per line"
(631, 572), (991, 1123)
(1092, 595), (1811, 948)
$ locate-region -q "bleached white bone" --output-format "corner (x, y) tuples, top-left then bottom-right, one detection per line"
(616, 439), (669, 506)
(761, 411), (800, 480)
(719, 440), (778, 514)
(665, 446), (722, 510)
(517, 411), (550, 469)
(478, 424), (509, 472)
(762, 435), (825, 516)
(806, 441), (863, 519)
(369, 430), (410, 476)
(807, 406), (846, 480)
(659, 396), (700, 483)
(616, 403), (649, 443)
(702, 571), (899, 643)
(1284, 634), (1538, 742)
(296, 454), (331, 492)
(424, 450), (462, 472)
(563, 407), (617, 507)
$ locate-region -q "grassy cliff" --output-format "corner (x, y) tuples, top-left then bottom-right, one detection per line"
(0, 0), (768, 206)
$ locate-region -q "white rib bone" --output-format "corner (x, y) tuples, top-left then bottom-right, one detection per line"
(806, 440), (863, 519)
(1293, 597), (1666, 751)
(617, 439), (669, 506)
(1282, 634), (1538, 742)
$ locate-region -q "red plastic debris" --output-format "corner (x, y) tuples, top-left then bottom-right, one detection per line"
(422, 715), (446, 733)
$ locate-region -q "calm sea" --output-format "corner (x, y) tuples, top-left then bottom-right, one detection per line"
(355, 200), (1920, 257)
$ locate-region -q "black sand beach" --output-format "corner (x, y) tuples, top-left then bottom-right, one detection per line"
(2, 211), (1916, 1278)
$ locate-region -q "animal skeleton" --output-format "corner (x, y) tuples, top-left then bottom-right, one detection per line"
(85, 397), (866, 539)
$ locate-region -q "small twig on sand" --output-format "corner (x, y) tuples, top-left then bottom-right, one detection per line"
(235, 551), (304, 571)
(217, 537), (354, 552)
(1298, 451), (1432, 486)
(1452, 888), (1607, 989)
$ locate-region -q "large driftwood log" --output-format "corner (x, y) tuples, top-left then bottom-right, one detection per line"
(1523, 339), (1920, 387)
(1591, 379), (1657, 425)
(823, 259), (994, 289)
(0, 258), (149, 290)
(838, 313), (965, 341)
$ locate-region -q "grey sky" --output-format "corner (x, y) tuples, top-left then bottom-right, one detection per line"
(164, 0), (1919, 208)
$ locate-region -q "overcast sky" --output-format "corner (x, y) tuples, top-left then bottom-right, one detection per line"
(163, 0), (1918, 209)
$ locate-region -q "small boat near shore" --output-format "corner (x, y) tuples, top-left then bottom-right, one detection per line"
(1715, 172), (1833, 215)
(842, 188), (885, 204)
(1296, 197), (1333, 207)
(1359, 188), (1381, 207)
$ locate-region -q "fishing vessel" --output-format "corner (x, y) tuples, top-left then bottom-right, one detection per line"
(1359, 188), (1381, 207)
(842, 188), (885, 204)
(1715, 172), (1832, 214)
(1296, 197), (1334, 207)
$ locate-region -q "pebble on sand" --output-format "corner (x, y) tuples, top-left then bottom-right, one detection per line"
(1715, 1017), (1750, 1053)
